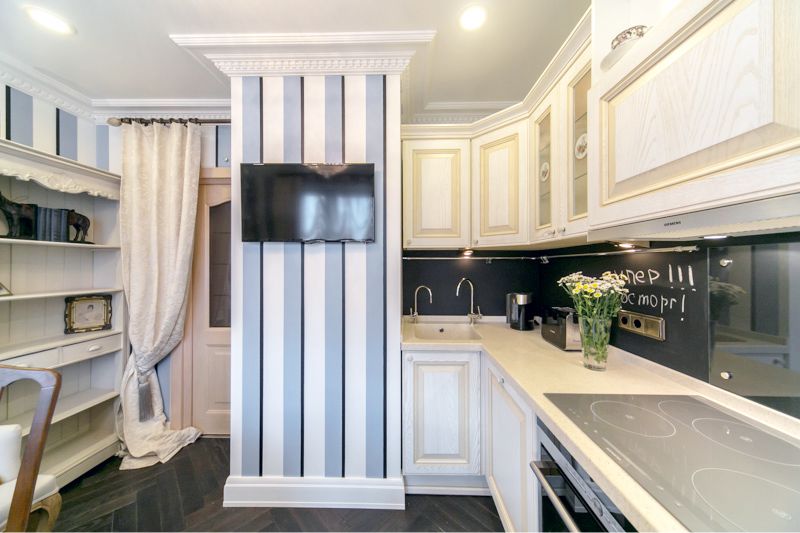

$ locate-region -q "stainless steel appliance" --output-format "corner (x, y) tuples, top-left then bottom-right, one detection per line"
(542, 307), (581, 350)
(532, 419), (634, 532)
(546, 393), (800, 531)
(506, 292), (534, 330)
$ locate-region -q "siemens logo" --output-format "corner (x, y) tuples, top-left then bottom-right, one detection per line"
(663, 220), (682, 227)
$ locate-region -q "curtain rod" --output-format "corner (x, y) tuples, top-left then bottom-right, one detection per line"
(106, 117), (231, 127)
(402, 245), (700, 263)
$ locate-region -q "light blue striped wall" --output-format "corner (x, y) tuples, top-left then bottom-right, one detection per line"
(233, 74), (388, 480)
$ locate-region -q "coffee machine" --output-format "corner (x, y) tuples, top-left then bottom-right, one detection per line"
(506, 292), (534, 330)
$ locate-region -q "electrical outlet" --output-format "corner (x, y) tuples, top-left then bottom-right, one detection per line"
(618, 310), (665, 341)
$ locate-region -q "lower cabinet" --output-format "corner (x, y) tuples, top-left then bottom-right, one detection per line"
(485, 361), (539, 532)
(402, 350), (481, 475)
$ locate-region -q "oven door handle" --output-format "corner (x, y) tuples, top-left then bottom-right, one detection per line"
(530, 460), (581, 533)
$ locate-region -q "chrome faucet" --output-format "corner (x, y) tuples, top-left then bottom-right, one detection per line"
(456, 277), (482, 324)
(410, 285), (433, 323)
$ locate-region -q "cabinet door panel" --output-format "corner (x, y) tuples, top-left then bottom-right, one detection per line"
(590, 0), (800, 228)
(485, 363), (537, 532)
(402, 351), (480, 474)
(402, 140), (470, 248)
(472, 122), (528, 247)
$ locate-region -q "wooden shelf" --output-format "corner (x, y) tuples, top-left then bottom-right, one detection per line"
(0, 330), (123, 361)
(9, 388), (118, 436)
(0, 238), (119, 250)
(41, 428), (119, 486)
(0, 287), (122, 302)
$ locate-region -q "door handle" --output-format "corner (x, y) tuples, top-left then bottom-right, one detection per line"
(530, 460), (580, 533)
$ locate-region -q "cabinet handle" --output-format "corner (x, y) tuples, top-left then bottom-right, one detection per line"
(545, 230), (555, 237)
(474, 239), (479, 245)
(498, 376), (505, 385)
(720, 371), (733, 380)
(406, 355), (413, 362)
(530, 461), (580, 533)
(558, 227), (566, 234)
(87, 344), (102, 352)
(406, 239), (411, 245)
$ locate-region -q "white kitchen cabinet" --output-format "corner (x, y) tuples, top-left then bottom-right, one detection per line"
(588, 0), (800, 231)
(402, 350), (481, 475)
(472, 121), (529, 247)
(484, 361), (538, 532)
(402, 139), (471, 249)
(530, 45), (591, 244)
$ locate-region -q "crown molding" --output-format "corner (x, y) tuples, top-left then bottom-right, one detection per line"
(170, 30), (437, 47)
(91, 98), (231, 123)
(171, 30), (435, 77)
(401, 7), (591, 140)
(0, 54), (94, 120)
(423, 100), (518, 112)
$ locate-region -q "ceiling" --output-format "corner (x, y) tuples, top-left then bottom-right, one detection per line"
(0, 0), (589, 123)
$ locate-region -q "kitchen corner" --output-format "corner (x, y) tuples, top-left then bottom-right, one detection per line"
(402, 316), (800, 532)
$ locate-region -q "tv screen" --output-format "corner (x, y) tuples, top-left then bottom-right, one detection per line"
(241, 163), (375, 243)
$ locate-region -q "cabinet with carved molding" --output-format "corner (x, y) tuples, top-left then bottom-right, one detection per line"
(402, 139), (471, 249)
(588, 0), (800, 232)
(471, 121), (529, 247)
(0, 139), (125, 487)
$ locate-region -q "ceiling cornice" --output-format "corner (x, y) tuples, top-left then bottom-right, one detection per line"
(401, 7), (591, 138)
(171, 30), (435, 77)
(91, 98), (231, 122)
(0, 54), (93, 120)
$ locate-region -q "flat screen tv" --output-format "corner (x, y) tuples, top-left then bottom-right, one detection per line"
(241, 163), (375, 243)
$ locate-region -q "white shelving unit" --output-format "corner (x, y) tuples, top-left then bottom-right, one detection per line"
(0, 139), (125, 487)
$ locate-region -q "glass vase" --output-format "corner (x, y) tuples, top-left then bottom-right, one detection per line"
(578, 316), (612, 371)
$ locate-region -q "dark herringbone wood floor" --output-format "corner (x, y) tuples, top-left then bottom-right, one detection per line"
(56, 438), (504, 532)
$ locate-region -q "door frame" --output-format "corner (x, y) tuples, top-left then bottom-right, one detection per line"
(169, 168), (230, 430)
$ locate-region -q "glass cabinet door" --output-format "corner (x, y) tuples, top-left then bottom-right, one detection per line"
(534, 106), (553, 233)
(569, 67), (590, 220)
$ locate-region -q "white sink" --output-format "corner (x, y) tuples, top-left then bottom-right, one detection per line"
(412, 323), (482, 341)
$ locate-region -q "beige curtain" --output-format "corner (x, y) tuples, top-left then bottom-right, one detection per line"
(118, 122), (202, 469)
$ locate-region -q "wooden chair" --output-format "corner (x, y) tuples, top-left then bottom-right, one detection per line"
(0, 366), (62, 532)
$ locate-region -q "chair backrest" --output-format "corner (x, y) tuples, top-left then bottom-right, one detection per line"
(0, 366), (61, 532)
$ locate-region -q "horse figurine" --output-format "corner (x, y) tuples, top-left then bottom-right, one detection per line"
(0, 191), (37, 239)
(67, 210), (90, 242)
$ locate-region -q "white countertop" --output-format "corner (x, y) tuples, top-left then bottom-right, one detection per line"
(401, 317), (800, 532)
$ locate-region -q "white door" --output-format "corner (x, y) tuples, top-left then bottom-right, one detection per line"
(402, 140), (471, 249)
(402, 351), (481, 474)
(485, 362), (538, 532)
(191, 182), (231, 434)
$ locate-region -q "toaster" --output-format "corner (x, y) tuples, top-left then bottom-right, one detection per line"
(541, 307), (582, 351)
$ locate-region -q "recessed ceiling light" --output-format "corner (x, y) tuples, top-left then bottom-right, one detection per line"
(460, 5), (487, 31)
(461, 248), (474, 257)
(704, 235), (728, 240)
(23, 5), (75, 35)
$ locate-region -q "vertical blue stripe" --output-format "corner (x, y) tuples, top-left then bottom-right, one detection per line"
(95, 125), (109, 171)
(241, 76), (262, 476)
(283, 76), (303, 476)
(216, 124), (231, 167)
(57, 109), (77, 160)
(7, 88), (33, 147)
(364, 75), (385, 478)
(324, 75), (344, 477)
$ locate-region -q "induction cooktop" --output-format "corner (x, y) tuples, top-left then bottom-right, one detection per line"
(545, 394), (800, 532)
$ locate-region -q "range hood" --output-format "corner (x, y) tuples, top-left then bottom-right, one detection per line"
(588, 193), (800, 242)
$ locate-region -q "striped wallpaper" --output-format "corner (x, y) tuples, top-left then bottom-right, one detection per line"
(229, 74), (402, 488)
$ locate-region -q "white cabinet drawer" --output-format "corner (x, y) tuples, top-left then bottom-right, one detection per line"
(3, 349), (60, 369)
(62, 334), (122, 364)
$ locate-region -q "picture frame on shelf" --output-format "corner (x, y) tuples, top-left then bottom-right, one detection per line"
(0, 282), (11, 297)
(64, 294), (112, 334)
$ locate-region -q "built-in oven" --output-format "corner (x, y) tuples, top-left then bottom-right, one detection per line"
(531, 418), (636, 532)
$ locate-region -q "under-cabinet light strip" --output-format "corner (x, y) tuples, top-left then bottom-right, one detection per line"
(401, 245), (700, 262)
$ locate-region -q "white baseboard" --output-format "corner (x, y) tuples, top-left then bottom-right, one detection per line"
(403, 474), (490, 496)
(223, 475), (406, 509)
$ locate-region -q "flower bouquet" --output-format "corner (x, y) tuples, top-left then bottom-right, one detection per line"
(558, 271), (629, 370)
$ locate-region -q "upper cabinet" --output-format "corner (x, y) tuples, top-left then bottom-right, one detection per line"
(563, 50), (591, 235)
(530, 92), (557, 241)
(402, 139), (471, 249)
(588, 0), (800, 231)
(472, 121), (529, 247)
